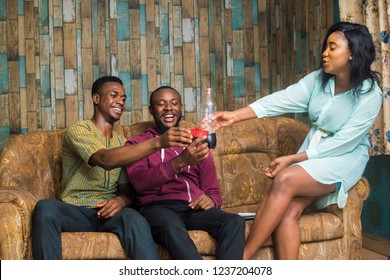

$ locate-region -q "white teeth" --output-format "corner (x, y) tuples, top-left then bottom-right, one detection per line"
(163, 115), (175, 122)
(113, 108), (122, 113)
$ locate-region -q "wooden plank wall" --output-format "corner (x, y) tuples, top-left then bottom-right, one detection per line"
(0, 0), (336, 147)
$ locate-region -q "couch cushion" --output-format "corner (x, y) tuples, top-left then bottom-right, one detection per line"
(61, 210), (343, 259)
(194, 211), (343, 255)
(299, 212), (344, 242)
(62, 232), (128, 260)
(211, 118), (272, 211)
(210, 117), (308, 211)
(215, 152), (271, 211)
(62, 232), (191, 260)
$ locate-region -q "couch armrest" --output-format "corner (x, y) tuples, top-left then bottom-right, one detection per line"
(345, 177), (370, 208)
(342, 177), (370, 259)
(0, 187), (37, 259)
(321, 177), (370, 218)
(319, 177), (370, 259)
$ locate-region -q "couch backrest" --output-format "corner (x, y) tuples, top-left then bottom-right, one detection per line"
(213, 117), (308, 212)
(122, 117), (309, 212)
(0, 117), (308, 208)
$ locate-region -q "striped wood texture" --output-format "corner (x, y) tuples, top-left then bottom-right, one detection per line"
(0, 0), (335, 147)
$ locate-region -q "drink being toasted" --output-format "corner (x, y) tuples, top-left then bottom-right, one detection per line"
(189, 128), (208, 140)
(189, 128), (216, 149)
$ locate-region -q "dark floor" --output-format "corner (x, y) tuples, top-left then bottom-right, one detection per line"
(362, 247), (388, 260)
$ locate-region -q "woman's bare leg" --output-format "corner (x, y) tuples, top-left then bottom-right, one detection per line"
(243, 165), (336, 260)
(273, 196), (316, 259)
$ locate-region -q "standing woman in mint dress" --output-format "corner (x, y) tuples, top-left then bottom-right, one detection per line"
(211, 22), (383, 260)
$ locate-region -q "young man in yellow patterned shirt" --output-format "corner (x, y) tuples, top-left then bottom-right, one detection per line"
(31, 76), (193, 259)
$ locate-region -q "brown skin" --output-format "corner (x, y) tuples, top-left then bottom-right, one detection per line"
(149, 87), (216, 210)
(211, 31), (352, 260)
(88, 81), (192, 219)
(322, 31), (352, 94)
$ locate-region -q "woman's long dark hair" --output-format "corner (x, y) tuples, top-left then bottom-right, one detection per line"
(320, 22), (380, 96)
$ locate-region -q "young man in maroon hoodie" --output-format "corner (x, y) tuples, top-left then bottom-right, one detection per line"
(125, 86), (245, 260)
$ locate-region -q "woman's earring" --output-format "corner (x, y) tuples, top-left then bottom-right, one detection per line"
(349, 56), (352, 60)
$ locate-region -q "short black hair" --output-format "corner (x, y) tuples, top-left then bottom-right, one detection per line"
(91, 76), (123, 96)
(149, 85), (181, 106)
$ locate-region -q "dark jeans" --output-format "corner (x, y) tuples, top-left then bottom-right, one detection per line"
(32, 198), (159, 260)
(140, 200), (245, 260)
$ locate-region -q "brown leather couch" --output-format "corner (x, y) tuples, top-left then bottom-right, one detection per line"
(0, 117), (369, 259)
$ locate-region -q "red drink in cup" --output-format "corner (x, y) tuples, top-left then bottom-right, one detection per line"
(189, 128), (209, 143)
(189, 128), (216, 149)
(189, 128), (209, 139)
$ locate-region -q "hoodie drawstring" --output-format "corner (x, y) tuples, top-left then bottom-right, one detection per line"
(160, 146), (192, 203)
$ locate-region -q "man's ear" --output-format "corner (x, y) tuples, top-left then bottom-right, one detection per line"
(92, 93), (100, 105)
(148, 105), (153, 116)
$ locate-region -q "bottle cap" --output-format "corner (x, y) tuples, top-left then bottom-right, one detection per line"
(206, 88), (212, 94)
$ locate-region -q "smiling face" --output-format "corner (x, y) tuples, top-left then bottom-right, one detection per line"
(93, 81), (126, 123)
(149, 87), (183, 133)
(322, 31), (352, 77)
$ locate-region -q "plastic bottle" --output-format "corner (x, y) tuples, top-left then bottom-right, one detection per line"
(200, 88), (217, 148)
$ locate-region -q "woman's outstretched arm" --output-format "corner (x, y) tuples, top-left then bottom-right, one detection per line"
(211, 106), (257, 129)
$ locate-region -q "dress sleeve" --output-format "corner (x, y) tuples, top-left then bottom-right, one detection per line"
(306, 90), (383, 159)
(248, 71), (318, 118)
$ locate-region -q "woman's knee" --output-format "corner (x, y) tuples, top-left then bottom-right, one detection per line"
(270, 169), (298, 195)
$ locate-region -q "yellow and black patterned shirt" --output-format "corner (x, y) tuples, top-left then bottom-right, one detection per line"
(60, 120), (127, 208)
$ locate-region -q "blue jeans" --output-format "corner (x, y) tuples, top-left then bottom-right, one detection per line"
(32, 198), (159, 260)
(140, 200), (245, 260)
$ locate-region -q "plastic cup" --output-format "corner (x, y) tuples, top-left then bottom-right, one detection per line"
(188, 128), (209, 139)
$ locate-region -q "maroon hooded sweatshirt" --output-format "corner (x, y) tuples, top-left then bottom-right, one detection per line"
(125, 127), (222, 208)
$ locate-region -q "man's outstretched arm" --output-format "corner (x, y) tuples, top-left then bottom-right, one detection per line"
(89, 127), (192, 170)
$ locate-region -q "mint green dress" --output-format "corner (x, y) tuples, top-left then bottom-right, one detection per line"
(249, 69), (382, 209)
